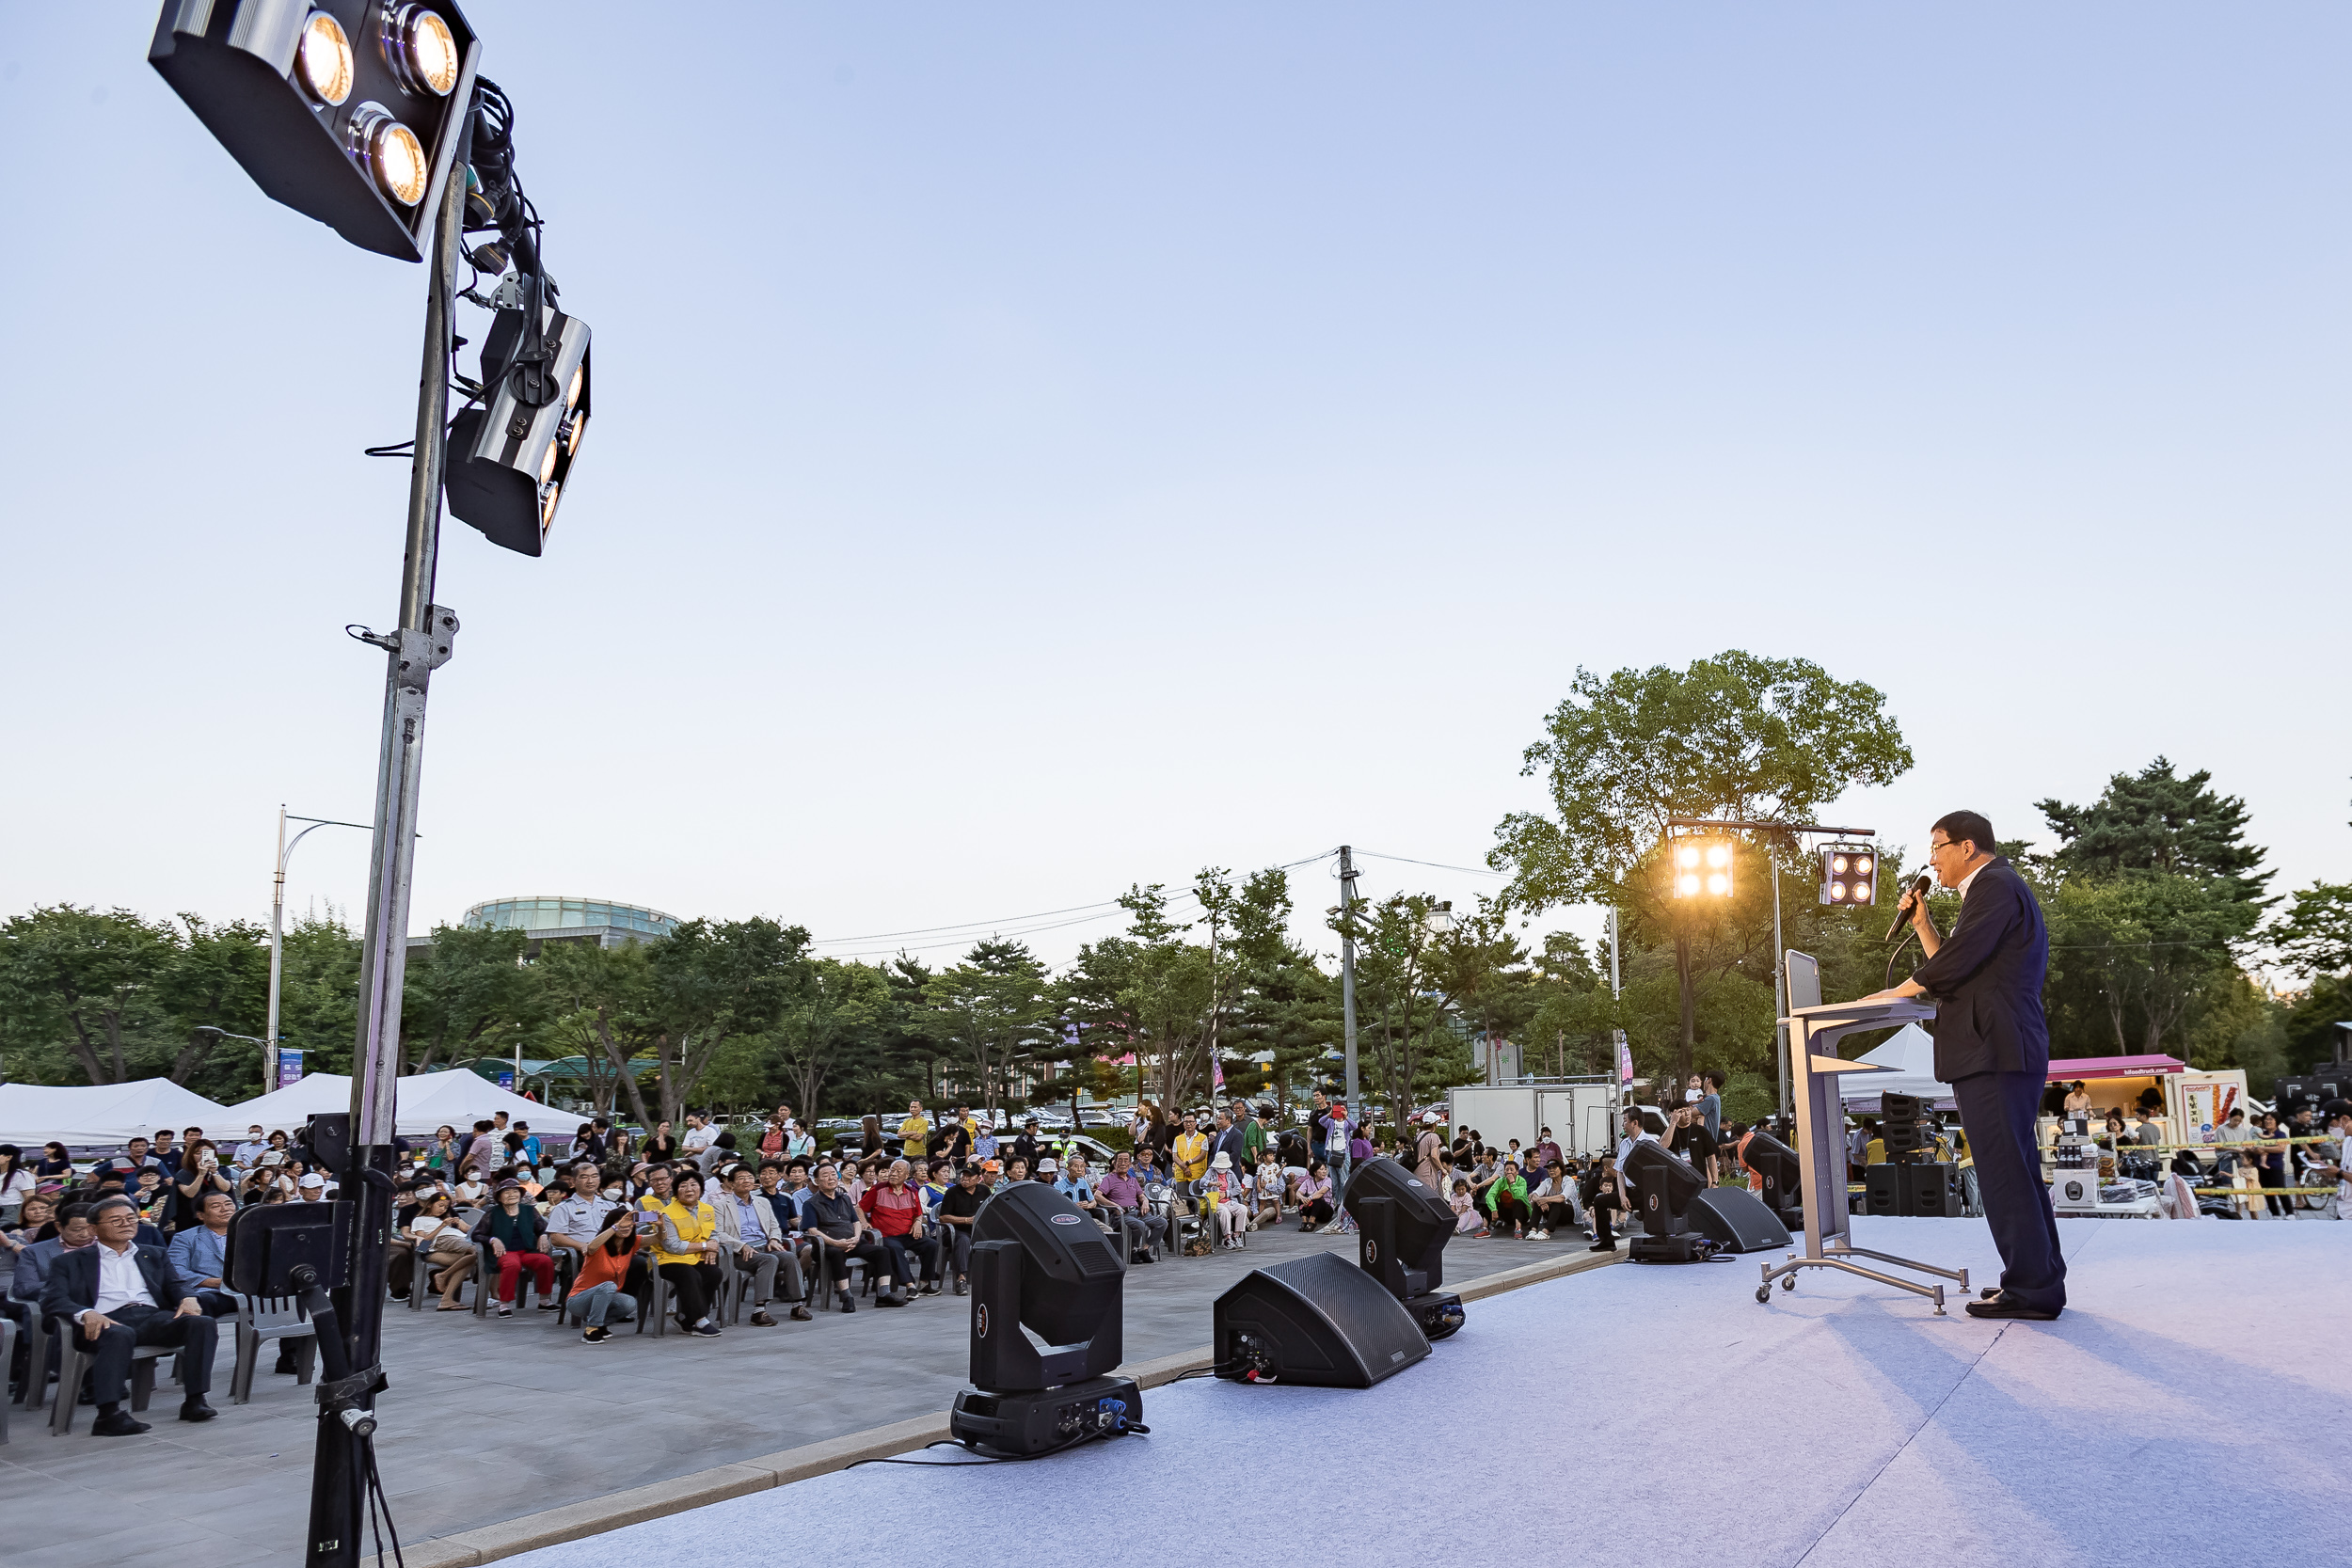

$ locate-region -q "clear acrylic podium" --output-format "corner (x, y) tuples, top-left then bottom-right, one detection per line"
(1756, 952), (1970, 1314)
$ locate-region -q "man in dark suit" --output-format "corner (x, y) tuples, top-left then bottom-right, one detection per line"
(1864, 810), (2066, 1320)
(40, 1195), (218, 1433)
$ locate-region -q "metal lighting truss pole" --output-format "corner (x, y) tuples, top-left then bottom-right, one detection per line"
(1666, 817), (1874, 1125)
(1337, 845), (1360, 1107)
(311, 170), (465, 1568)
(266, 807), (373, 1096)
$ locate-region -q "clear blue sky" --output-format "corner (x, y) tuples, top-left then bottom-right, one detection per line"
(4, 4), (2345, 976)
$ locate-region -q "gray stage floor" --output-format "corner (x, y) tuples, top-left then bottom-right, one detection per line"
(2, 1218), (1557, 1567)
(506, 1214), (2352, 1568)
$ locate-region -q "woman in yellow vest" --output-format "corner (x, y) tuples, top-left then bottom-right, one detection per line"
(657, 1169), (725, 1337)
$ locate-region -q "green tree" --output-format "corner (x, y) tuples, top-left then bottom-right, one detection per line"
(2037, 758), (2270, 902)
(532, 939), (659, 1121)
(643, 918), (809, 1126)
(157, 915), (272, 1093)
(0, 906), (178, 1085)
(275, 911), (360, 1081)
(770, 957), (895, 1122)
(1492, 653), (1911, 1093)
(400, 923), (538, 1074)
(2272, 881), (2352, 979)
(927, 939), (1055, 1119)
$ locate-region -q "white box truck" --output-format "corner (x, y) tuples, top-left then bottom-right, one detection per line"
(1446, 1080), (1620, 1160)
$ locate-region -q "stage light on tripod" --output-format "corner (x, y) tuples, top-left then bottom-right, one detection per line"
(1820, 843), (1879, 907)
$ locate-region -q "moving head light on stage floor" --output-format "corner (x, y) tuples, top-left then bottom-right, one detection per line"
(1630, 1142), (1794, 1259)
(948, 1181), (1143, 1456)
(1739, 1130), (1806, 1232)
(1626, 1142), (1719, 1262)
(1342, 1155), (1465, 1339)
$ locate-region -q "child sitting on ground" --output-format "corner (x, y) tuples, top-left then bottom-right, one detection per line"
(1449, 1178), (1480, 1234)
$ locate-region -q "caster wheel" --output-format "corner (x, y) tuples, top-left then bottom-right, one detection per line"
(1782, 1275), (1796, 1291)
(1756, 1287), (1770, 1304)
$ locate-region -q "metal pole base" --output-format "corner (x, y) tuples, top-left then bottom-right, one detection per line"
(1756, 1246), (1969, 1315)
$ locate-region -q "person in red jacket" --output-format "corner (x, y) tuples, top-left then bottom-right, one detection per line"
(857, 1160), (939, 1304)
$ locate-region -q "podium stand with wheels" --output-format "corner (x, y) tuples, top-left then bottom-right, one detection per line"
(1756, 953), (1970, 1314)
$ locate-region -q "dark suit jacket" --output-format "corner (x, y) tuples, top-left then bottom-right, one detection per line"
(1911, 857), (2051, 1082)
(40, 1242), (192, 1327)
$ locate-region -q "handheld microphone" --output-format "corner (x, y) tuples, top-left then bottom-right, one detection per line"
(1883, 873), (1931, 942)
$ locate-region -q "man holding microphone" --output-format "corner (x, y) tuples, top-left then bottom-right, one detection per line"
(1863, 811), (2066, 1321)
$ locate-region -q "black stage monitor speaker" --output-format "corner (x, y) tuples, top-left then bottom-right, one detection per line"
(1864, 1164), (1902, 1216)
(1214, 1251), (1430, 1387)
(1902, 1161), (1963, 1218)
(1687, 1187), (1792, 1253)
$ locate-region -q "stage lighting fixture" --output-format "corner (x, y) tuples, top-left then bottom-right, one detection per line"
(1342, 1156), (1465, 1339)
(1740, 1129), (1804, 1228)
(1625, 1141), (1718, 1262)
(150, 0), (482, 262)
(1819, 843), (1878, 907)
(444, 298), (592, 555)
(947, 1180), (1141, 1456)
(1670, 839), (1735, 899)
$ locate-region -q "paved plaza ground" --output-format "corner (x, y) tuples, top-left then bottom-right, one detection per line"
(4, 1220), (1573, 1567)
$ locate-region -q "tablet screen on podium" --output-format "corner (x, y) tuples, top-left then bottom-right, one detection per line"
(1786, 951), (1822, 1011)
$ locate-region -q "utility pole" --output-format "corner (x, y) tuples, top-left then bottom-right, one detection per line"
(1338, 845), (1360, 1107)
(1609, 905), (1626, 1121)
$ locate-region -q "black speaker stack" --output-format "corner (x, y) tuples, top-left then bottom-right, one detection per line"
(1880, 1092), (1933, 1159)
(1864, 1158), (1961, 1217)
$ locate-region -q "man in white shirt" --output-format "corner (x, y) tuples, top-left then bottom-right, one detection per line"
(40, 1196), (217, 1434)
(234, 1125), (271, 1172)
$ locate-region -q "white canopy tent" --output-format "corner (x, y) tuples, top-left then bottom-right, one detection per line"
(0, 1079), (243, 1148)
(223, 1071), (589, 1141)
(1836, 1023), (1957, 1113)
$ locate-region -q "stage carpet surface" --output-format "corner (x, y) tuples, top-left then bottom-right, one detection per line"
(512, 1215), (2348, 1567)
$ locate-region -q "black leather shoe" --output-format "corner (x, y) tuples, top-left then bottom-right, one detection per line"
(1964, 1298), (2060, 1321)
(91, 1410), (151, 1436)
(179, 1399), (218, 1422)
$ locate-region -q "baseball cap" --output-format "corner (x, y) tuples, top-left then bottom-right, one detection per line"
(297, 1172), (326, 1189)
(1422, 1111), (1441, 1124)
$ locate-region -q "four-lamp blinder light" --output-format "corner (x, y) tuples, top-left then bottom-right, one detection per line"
(1819, 845), (1878, 907)
(1670, 840), (1736, 900)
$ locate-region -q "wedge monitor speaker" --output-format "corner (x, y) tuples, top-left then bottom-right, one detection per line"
(1687, 1187), (1793, 1253)
(1213, 1252), (1430, 1388)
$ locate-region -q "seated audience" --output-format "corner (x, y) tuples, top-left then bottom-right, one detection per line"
(40, 1196), (216, 1434)
(801, 1163), (889, 1313)
(471, 1179), (556, 1317)
(714, 1163), (809, 1323)
(655, 1170), (726, 1336)
(860, 1159), (938, 1302)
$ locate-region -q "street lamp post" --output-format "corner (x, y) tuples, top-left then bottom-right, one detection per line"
(266, 807), (373, 1096)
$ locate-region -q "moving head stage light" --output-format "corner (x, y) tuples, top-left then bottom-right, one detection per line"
(1739, 1129), (1806, 1231)
(948, 1181), (1142, 1457)
(1625, 1142), (1721, 1263)
(1341, 1156), (1464, 1340)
